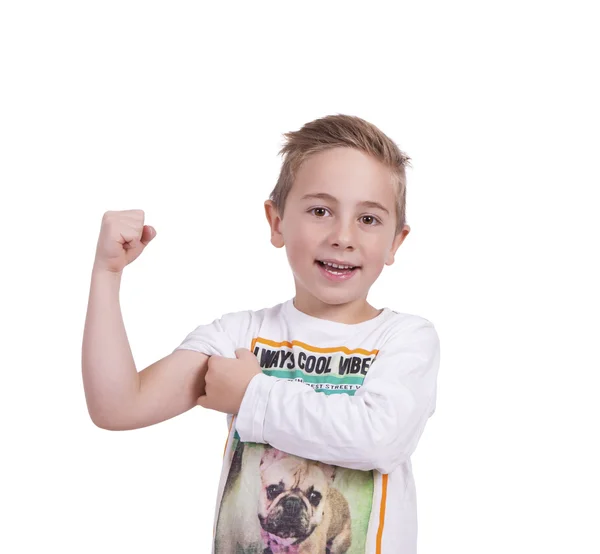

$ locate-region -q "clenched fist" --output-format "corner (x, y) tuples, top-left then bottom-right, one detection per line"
(93, 209), (156, 274)
(197, 348), (263, 414)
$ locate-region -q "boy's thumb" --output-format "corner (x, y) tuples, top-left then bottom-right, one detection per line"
(235, 348), (253, 359)
(141, 225), (156, 246)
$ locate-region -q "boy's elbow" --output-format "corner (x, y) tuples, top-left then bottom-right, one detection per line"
(89, 412), (112, 430)
(369, 396), (436, 473)
(371, 417), (434, 473)
(336, 432), (403, 473)
(368, 438), (406, 474)
(88, 410), (129, 431)
(366, 414), (426, 473)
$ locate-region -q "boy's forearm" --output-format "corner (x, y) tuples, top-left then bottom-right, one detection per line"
(81, 267), (139, 428)
(235, 323), (440, 473)
(236, 375), (419, 473)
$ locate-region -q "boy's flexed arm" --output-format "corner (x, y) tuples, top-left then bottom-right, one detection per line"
(82, 210), (210, 431)
(234, 321), (440, 474)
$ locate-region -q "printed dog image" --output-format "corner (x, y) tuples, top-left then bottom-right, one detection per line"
(258, 446), (352, 553)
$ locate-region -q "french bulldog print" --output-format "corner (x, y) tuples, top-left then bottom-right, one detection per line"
(258, 446), (352, 554)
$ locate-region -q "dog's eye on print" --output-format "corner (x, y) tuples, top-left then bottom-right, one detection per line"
(267, 482), (284, 501)
(307, 486), (322, 507)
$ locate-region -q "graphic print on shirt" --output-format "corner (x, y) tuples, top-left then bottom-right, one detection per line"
(214, 338), (380, 554)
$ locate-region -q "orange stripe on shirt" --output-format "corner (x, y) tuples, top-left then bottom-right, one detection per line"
(222, 415), (235, 458)
(376, 473), (389, 553)
(251, 336), (379, 357)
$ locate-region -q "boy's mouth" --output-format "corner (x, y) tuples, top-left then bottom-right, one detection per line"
(316, 260), (360, 276)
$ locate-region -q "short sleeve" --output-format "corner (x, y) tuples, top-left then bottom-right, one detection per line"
(172, 310), (255, 358)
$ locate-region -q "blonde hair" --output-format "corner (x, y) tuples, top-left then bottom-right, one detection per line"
(268, 114), (411, 235)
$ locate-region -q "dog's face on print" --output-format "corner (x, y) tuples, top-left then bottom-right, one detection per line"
(257, 446), (336, 541)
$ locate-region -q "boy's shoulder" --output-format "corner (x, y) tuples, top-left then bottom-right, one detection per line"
(216, 299), (285, 325)
(379, 309), (440, 369)
(385, 306), (436, 329)
(368, 307), (438, 353)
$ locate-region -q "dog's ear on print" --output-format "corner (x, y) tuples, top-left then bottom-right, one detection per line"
(316, 462), (337, 482)
(260, 445), (287, 470)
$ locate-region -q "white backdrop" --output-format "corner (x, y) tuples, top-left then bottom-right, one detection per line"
(1, 1), (599, 552)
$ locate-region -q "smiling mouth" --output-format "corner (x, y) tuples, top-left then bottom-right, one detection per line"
(316, 260), (360, 274)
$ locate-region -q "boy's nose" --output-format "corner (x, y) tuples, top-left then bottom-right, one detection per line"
(329, 219), (356, 250)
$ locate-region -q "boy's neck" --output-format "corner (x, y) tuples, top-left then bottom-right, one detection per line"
(292, 295), (382, 325)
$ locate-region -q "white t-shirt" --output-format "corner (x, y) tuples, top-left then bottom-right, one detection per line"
(174, 298), (440, 554)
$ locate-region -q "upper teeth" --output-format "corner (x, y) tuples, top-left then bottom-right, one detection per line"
(322, 261), (354, 269)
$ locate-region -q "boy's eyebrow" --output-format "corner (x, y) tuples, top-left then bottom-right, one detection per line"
(300, 192), (390, 215)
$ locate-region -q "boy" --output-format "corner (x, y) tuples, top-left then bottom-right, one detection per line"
(82, 114), (441, 554)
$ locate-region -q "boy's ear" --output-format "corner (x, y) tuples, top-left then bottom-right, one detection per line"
(264, 200), (285, 248)
(385, 225), (411, 266)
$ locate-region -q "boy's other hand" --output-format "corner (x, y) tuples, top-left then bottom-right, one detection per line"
(196, 348), (262, 414)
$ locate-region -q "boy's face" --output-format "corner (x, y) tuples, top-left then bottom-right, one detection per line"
(265, 147), (410, 318)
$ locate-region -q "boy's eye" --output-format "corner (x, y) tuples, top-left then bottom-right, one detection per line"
(309, 207), (330, 217)
(361, 215), (379, 226)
